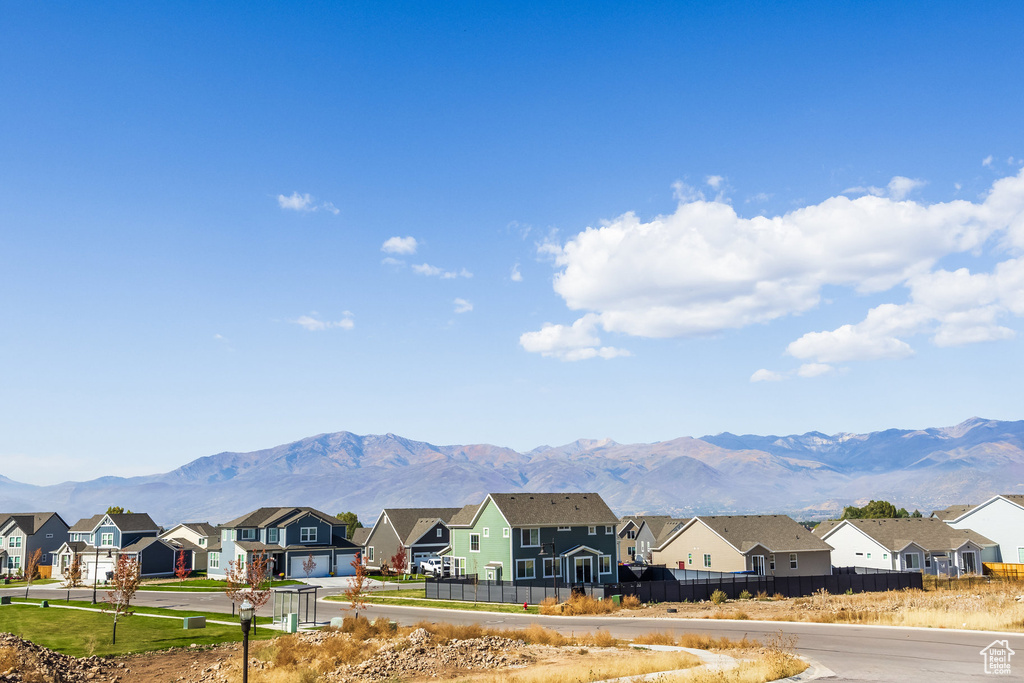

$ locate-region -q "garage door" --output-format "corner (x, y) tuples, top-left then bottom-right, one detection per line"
(289, 554), (330, 578)
(335, 554), (357, 576)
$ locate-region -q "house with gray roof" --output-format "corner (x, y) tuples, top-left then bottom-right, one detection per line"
(53, 512), (180, 580)
(930, 494), (1024, 564)
(209, 507), (359, 580)
(816, 517), (997, 575)
(0, 513), (69, 576)
(652, 515), (833, 576)
(443, 493), (620, 584)
(363, 508), (461, 574)
(618, 516), (686, 564)
(159, 522), (220, 572)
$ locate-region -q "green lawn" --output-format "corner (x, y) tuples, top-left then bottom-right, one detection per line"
(0, 603), (276, 657)
(137, 578), (304, 592)
(326, 590), (542, 615)
(1, 578), (60, 589)
(367, 574), (427, 583)
(15, 597), (275, 626)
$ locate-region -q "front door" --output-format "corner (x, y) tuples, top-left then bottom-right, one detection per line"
(751, 555), (766, 576)
(574, 557), (593, 583)
(962, 551), (977, 574)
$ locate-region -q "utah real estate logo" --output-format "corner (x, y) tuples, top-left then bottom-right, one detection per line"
(980, 640), (1014, 676)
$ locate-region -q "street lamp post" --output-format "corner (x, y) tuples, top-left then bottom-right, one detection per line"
(90, 548), (111, 604)
(239, 598), (254, 683)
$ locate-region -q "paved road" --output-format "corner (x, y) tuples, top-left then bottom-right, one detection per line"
(8, 586), (1024, 682)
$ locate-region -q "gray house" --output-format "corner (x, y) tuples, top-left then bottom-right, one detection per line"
(53, 512), (179, 580)
(160, 522), (220, 572)
(363, 507), (461, 573)
(209, 507), (360, 579)
(0, 513), (69, 576)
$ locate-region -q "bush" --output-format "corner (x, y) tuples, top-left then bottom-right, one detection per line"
(710, 589), (727, 605)
(738, 590), (752, 600)
(621, 594), (642, 609)
(755, 591), (769, 601)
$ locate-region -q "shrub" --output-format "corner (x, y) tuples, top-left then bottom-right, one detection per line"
(710, 589), (727, 605)
(632, 631), (678, 646)
(738, 590), (752, 600)
(755, 591), (769, 601)
(845, 588), (854, 595)
(621, 594), (642, 609)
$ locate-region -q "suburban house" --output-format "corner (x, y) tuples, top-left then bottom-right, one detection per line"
(0, 513), (69, 576)
(350, 527), (371, 551)
(53, 512), (181, 580)
(209, 507), (360, 579)
(815, 517), (997, 575)
(651, 515), (833, 576)
(931, 494), (1024, 564)
(159, 522), (219, 572)
(617, 516), (674, 563)
(443, 493), (620, 584)
(362, 507), (461, 573)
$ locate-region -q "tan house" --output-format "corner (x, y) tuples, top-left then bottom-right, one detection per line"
(652, 514), (832, 576)
(617, 516), (677, 563)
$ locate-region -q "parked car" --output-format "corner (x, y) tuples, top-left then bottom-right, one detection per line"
(419, 557), (449, 576)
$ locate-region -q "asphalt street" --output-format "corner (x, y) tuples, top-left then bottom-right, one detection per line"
(6, 585), (1024, 682)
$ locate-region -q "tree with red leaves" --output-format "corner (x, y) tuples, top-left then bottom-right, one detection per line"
(174, 549), (192, 584)
(103, 555), (140, 644)
(390, 545), (408, 577)
(225, 549), (272, 633)
(342, 552), (369, 621)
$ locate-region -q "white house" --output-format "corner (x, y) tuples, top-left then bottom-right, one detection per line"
(933, 494), (1024, 564)
(816, 517), (996, 575)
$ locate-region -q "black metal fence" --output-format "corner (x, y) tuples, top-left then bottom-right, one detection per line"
(426, 568), (922, 604)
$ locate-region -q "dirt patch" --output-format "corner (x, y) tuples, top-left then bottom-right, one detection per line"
(116, 643), (238, 683)
(0, 632), (124, 682)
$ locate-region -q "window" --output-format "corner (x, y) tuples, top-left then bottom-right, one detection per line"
(470, 534), (480, 552)
(883, 554), (888, 560)
(599, 555), (612, 574)
(1019, 547), (1024, 563)
(7, 556), (20, 570)
(483, 527), (489, 538)
(208, 553), (220, 569)
(604, 526), (613, 534)
(769, 554), (776, 571)
(626, 530), (636, 539)
(558, 526), (571, 532)
(452, 557), (466, 577)
(543, 557), (560, 577)
(520, 528), (539, 547)
(300, 527), (317, 543)
(8, 537), (21, 548)
(588, 526), (596, 535)
(45, 534), (53, 539)
(789, 553), (798, 570)
(436, 528), (443, 538)
(904, 553), (920, 569)
(516, 559), (535, 579)
(241, 528), (256, 541)
(503, 528), (510, 538)
(198, 538), (206, 546)
(924, 553), (931, 568)
(267, 528), (279, 544)
(367, 547), (374, 561)
(100, 533), (113, 547)
(627, 546), (636, 556)
(687, 553), (692, 566)
(237, 554), (245, 570)
(867, 553), (871, 559)
(703, 554), (712, 568)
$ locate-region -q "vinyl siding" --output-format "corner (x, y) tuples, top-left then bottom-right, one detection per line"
(947, 498), (1024, 564)
(653, 522), (745, 571)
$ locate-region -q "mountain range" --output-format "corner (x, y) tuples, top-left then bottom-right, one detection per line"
(3, 417), (1023, 527)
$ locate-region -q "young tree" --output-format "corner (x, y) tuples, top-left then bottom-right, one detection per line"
(23, 548), (42, 598)
(174, 549), (192, 584)
(302, 552), (317, 579)
(390, 545), (408, 577)
(62, 553), (83, 601)
(342, 553), (369, 621)
(105, 506), (132, 515)
(225, 550), (272, 633)
(102, 555), (141, 645)
(335, 512), (362, 539)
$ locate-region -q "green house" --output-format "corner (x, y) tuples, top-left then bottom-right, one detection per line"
(442, 493), (620, 585)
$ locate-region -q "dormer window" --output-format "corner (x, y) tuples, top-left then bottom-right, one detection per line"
(240, 529), (256, 541)
(267, 528), (279, 544)
(300, 527), (317, 543)
(100, 533), (114, 547)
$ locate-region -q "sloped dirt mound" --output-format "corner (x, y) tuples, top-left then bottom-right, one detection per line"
(0, 632), (124, 682)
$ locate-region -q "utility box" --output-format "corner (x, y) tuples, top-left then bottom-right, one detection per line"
(285, 612), (299, 633)
(183, 616), (206, 630)
(39, 600), (49, 608)
(0, 596), (11, 605)
(330, 617), (345, 628)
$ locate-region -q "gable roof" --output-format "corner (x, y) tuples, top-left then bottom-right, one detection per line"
(664, 515), (831, 554)
(448, 502), (483, 527)
(222, 507), (340, 529)
(69, 515), (104, 533)
(381, 508), (461, 545)
(0, 513), (66, 536)
(931, 494), (1024, 522)
(637, 516), (679, 539)
(654, 518), (692, 545)
(619, 515), (673, 536)
(488, 493), (618, 527)
(819, 517), (996, 552)
(350, 527), (371, 546)
(69, 513), (159, 533)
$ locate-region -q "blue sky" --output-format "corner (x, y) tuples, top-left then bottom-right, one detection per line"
(3, 2), (1024, 484)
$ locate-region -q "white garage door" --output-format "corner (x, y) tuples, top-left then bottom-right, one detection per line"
(335, 554), (357, 576)
(289, 554), (330, 578)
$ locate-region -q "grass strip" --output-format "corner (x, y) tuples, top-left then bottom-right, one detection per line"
(325, 592), (543, 615)
(12, 597), (274, 625)
(0, 602), (276, 657)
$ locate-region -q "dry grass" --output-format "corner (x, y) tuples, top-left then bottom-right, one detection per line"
(633, 631), (761, 650)
(410, 620), (617, 647)
(539, 593), (620, 615)
(473, 649), (702, 683)
(673, 632), (806, 683)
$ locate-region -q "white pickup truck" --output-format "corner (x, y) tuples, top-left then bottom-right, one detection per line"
(418, 557), (450, 577)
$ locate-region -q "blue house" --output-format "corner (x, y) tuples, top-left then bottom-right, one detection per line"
(53, 512), (182, 580)
(209, 507), (360, 579)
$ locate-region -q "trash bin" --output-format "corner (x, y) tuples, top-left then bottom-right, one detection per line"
(286, 613), (299, 633)
(610, 594), (622, 606)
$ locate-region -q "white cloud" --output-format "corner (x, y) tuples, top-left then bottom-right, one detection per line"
(983, 155), (994, 167)
(519, 314), (631, 361)
(293, 313), (355, 331)
(381, 257), (405, 267)
(276, 191), (339, 214)
(750, 369), (785, 382)
(797, 362), (835, 378)
(413, 263), (472, 279)
(842, 176), (924, 200)
(706, 175), (724, 190)
(278, 192), (314, 211)
(382, 236), (418, 255)
(523, 169), (1024, 364)
(511, 263), (523, 282)
(453, 298), (473, 314)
